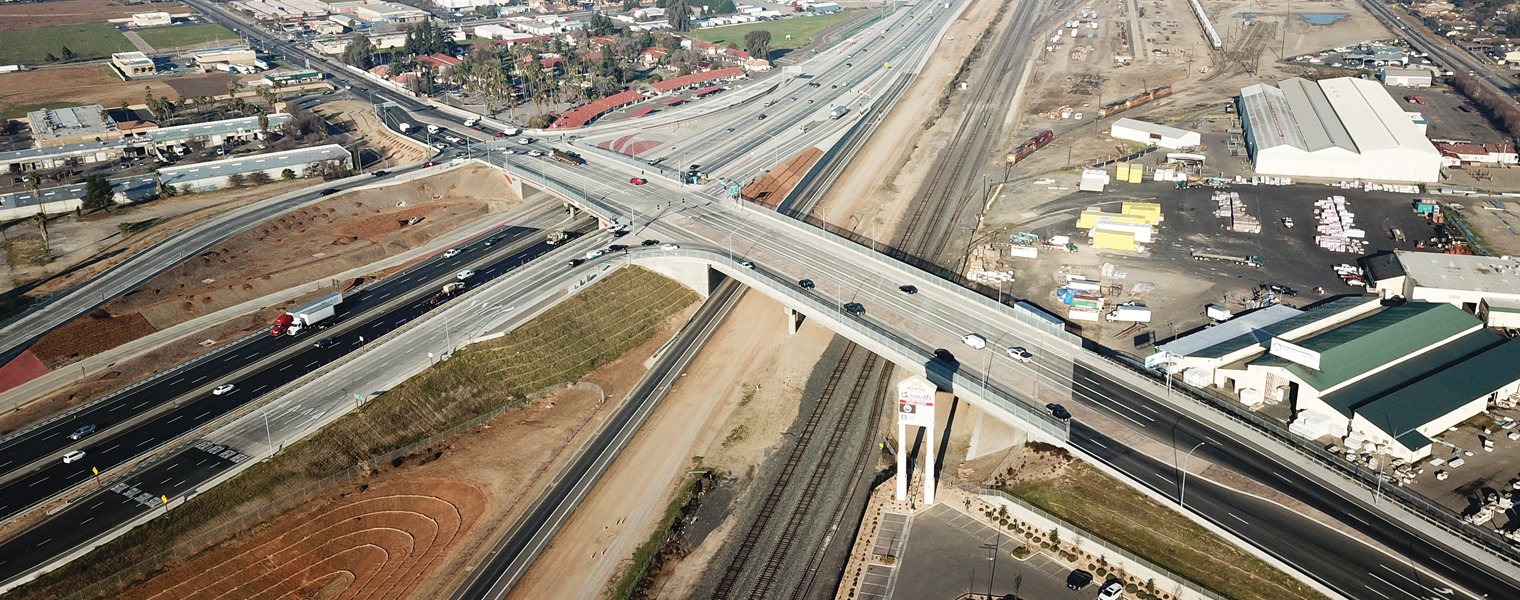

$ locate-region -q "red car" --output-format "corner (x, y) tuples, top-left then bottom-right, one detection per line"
(494, 132), (506, 137)
(630, 177), (647, 185)
(1414, 96), (1426, 105)
(423, 161), (436, 167)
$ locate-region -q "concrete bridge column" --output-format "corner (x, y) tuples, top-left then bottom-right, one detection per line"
(784, 307), (806, 334)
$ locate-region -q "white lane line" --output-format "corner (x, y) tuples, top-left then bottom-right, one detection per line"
(191, 376), (207, 384)
(169, 378), (184, 385)
(1272, 471), (1293, 483)
(195, 411), (211, 420)
(1087, 438), (1108, 449)
(28, 477), (49, 487)
(1362, 586), (1390, 599)
(137, 438), (155, 446)
(280, 364), (293, 371)
(80, 517), (94, 525)
(103, 444), (119, 453)
(35, 538), (51, 547)
(132, 402), (149, 410)
(1227, 512), (1248, 524)
(1366, 573), (1420, 599)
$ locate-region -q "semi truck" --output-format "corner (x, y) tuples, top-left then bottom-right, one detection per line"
(427, 124), (441, 134)
(830, 105), (849, 119)
(551, 148), (585, 165)
(546, 230), (569, 245)
(1105, 304), (1152, 322)
(1191, 250), (1264, 267)
(426, 282), (467, 305)
(271, 292), (343, 336)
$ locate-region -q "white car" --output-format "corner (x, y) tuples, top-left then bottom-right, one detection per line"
(585, 250), (604, 259)
(63, 450), (86, 464)
(517, 137), (533, 145)
(1097, 580), (1124, 600)
(528, 150), (544, 157)
(212, 384), (236, 395)
(442, 248), (461, 258)
(661, 243), (680, 250)
(1006, 346), (1033, 362)
(432, 143), (446, 150)
(456, 269), (476, 280)
(740, 261), (754, 269)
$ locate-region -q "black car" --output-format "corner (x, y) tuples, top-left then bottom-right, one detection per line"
(757, 113), (767, 120)
(899, 285), (918, 294)
(1066, 569), (1093, 590)
(844, 302), (865, 315)
(1047, 403), (1072, 421)
(933, 348), (956, 363)
(319, 188), (340, 196)
(568, 258), (585, 266)
(798, 279), (816, 289)
(608, 244), (627, 252)
(484, 236), (500, 246)
(313, 338), (337, 348)
(371, 170), (388, 177)
(642, 239), (660, 246)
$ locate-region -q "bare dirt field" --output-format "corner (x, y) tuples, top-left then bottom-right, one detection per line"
(0, 65), (193, 118)
(26, 167), (521, 370)
(505, 291), (836, 600)
(818, 0), (1008, 243)
(161, 72), (242, 101)
(1, 180), (309, 295)
(110, 300), (700, 600)
(0, 0), (187, 32)
(316, 101), (433, 167)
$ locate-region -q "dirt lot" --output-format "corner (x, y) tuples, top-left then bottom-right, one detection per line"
(25, 167), (521, 370)
(505, 291), (837, 600)
(316, 101), (433, 167)
(817, 0), (1008, 242)
(109, 303), (699, 600)
(0, 0), (187, 32)
(0, 65), (187, 118)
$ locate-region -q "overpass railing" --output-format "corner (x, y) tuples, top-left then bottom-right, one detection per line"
(655, 247), (1070, 442)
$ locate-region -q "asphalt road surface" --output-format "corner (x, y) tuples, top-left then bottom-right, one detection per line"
(0, 214), (592, 584)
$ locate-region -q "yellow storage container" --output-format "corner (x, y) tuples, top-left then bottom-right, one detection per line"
(1127, 165), (1144, 184)
(1116, 162), (1131, 180)
(1093, 229), (1139, 251)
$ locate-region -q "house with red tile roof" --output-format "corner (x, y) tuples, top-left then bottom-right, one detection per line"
(645, 67), (746, 94)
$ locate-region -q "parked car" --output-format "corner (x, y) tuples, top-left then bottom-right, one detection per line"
(68, 424), (97, 440)
(442, 248), (461, 258)
(1097, 580), (1125, 600)
(63, 450), (86, 464)
(1282, 217), (1294, 228)
(213, 384), (236, 395)
(1066, 569), (1093, 590)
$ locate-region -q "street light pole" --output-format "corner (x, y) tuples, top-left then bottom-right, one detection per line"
(1180, 441), (1206, 508)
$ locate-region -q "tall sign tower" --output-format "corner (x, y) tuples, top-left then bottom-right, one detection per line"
(896, 375), (937, 505)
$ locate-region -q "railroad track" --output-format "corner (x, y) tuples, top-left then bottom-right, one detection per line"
(710, 343), (871, 599)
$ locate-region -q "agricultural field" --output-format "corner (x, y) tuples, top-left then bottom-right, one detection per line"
(0, 23), (134, 65)
(687, 10), (859, 53)
(0, 0), (185, 32)
(137, 24), (241, 50)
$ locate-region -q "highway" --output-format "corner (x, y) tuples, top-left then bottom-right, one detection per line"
(0, 204), (593, 585)
(1356, 0), (1518, 104)
(1, 1), (1517, 598)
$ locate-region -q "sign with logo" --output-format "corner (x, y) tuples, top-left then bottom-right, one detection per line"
(1269, 337), (1321, 371)
(1144, 351), (1167, 369)
(729, 184), (740, 197)
(897, 375), (936, 427)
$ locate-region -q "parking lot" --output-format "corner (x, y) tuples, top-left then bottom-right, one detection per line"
(891, 504), (1099, 600)
(1386, 83), (1507, 144)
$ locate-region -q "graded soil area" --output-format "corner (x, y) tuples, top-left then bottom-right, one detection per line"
(26, 167), (521, 370)
(108, 299), (701, 600)
(505, 291), (837, 600)
(0, 65), (204, 118)
(316, 101), (433, 167)
(0, 0), (187, 32)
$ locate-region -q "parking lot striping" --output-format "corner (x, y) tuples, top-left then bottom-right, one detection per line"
(1228, 512), (1249, 524)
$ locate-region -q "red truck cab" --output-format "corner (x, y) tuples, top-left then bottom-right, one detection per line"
(270, 314), (293, 336)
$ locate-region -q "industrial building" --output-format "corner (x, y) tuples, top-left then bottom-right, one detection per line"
(1108, 118), (1201, 149)
(111, 52), (157, 76)
(1362, 251), (1520, 323)
(1158, 298), (1520, 461)
(191, 46), (258, 67)
(158, 144), (351, 191)
(0, 177), (158, 220)
(1379, 67), (1433, 87)
(1237, 77), (1442, 183)
(131, 11), (173, 27)
(27, 105), (122, 148)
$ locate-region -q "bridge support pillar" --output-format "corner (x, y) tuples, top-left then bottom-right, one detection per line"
(784, 306), (805, 334)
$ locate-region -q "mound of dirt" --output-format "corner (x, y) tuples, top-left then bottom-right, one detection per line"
(30, 309), (156, 369)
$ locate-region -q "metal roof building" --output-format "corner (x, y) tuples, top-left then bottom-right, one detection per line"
(1238, 77), (1441, 182)
(1362, 252), (1520, 321)
(1108, 118), (1201, 149)
(159, 144), (351, 191)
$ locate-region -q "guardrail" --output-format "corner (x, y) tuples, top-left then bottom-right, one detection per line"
(1094, 349), (1520, 567)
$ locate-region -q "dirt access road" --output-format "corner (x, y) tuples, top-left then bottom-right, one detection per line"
(316, 101), (434, 168)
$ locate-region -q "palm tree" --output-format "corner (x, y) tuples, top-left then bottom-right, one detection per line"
(25, 172), (49, 254)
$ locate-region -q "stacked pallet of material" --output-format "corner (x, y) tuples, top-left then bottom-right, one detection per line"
(1121, 201), (1163, 224)
(1127, 164), (1145, 184)
(1313, 195), (1367, 253)
(1093, 229), (1141, 251)
(1116, 162), (1132, 181)
(1213, 191), (1260, 233)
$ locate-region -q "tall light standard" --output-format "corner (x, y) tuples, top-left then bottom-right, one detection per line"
(811, 205), (831, 232)
(982, 532), (1000, 599)
(1179, 441), (1206, 508)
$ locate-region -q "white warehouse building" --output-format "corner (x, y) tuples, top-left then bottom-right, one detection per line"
(1109, 118), (1201, 149)
(1238, 77), (1441, 183)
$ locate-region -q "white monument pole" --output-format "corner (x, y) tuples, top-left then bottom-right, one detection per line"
(896, 375), (938, 505)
